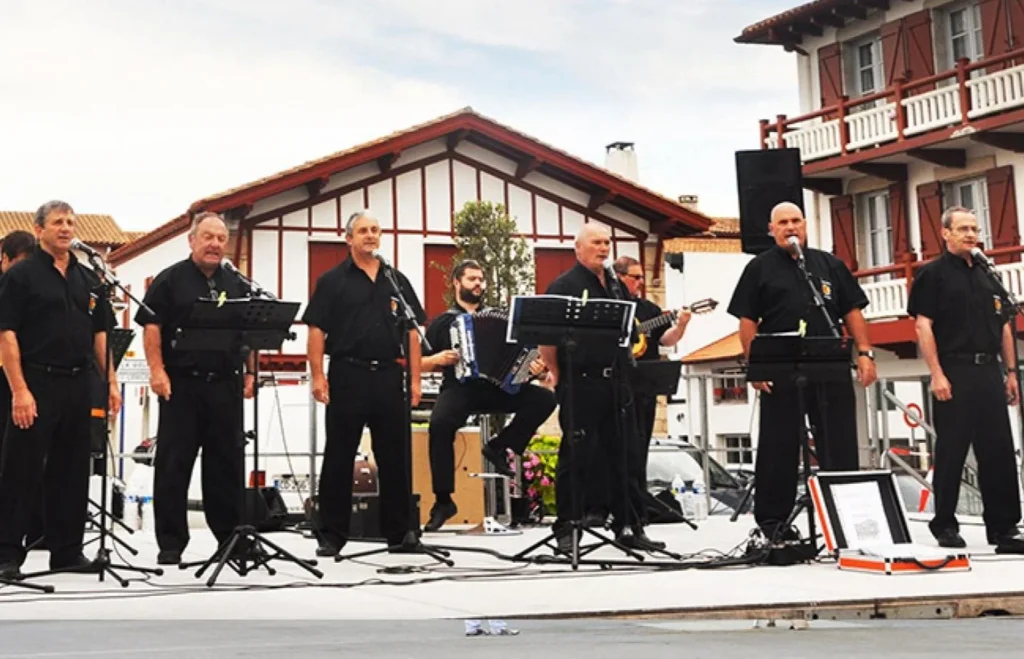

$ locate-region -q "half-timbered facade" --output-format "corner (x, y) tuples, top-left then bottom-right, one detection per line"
(105, 108), (714, 503)
(738, 0), (1024, 356)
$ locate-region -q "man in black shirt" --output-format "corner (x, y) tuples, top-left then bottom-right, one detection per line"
(136, 212), (255, 566)
(727, 201), (876, 542)
(539, 224), (663, 553)
(0, 201), (120, 578)
(907, 206), (1024, 552)
(304, 211), (426, 557)
(419, 259), (556, 531)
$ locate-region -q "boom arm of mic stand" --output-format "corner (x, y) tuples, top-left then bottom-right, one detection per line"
(86, 252), (155, 319)
(383, 266), (431, 352)
(796, 259), (842, 338)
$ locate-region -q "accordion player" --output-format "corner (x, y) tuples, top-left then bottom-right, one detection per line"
(448, 309), (539, 394)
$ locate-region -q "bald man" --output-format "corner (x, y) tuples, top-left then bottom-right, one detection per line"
(538, 224), (664, 555)
(727, 201), (876, 545)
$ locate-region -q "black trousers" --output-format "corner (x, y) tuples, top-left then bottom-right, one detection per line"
(0, 368), (91, 565)
(554, 373), (646, 533)
(320, 362), (411, 547)
(428, 380), (556, 495)
(930, 360), (1021, 536)
(153, 374), (243, 553)
(755, 377), (858, 529)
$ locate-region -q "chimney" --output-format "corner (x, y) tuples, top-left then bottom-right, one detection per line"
(604, 142), (638, 181)
(678, 194), (699, 212)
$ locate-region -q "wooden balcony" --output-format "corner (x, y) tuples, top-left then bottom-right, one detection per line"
(762, 49), (1024, 179)
(855, 244), (1024, 349)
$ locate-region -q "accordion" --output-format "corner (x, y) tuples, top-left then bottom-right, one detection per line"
(449, 309), (539, 394)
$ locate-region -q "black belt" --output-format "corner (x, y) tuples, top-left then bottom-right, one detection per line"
(570, 365), (614, 379)
(336, 356), (400, 372)
(941, 353), (998, 365)
(166, 368), (238, 382)
(24, 362), (87, 377)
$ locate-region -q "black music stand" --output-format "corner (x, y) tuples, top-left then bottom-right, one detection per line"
(505, 294), (650, 570)
(172, 297), (324, 587)
(746, 334), (852, 556)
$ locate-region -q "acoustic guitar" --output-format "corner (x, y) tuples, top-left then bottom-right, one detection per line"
(632, 297), (718, 358)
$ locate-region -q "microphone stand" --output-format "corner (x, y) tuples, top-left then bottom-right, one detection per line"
(27, 250), (165, 585)
(973, 253), (1024, 476)
(335, 256), (452, 566)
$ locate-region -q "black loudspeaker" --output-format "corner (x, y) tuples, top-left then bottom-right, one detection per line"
(735, 148), (804, 256)
(244, 487), (288, 532)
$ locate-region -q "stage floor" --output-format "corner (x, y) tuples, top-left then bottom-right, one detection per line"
(3, 512), (1024, 622)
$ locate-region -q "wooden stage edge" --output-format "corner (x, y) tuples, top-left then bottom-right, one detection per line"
(514, 591), (1024, 622)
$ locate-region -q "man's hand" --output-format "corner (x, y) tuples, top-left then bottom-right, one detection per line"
(12, 388), (37, 429)
(411, 380), (422, 407)
(751, 381), (772, 394)
(311, 373), (329, 404)
(930, 371), (952, 401)
(676, 308), (692, 327)
(109, 382), (122, 416)
(150, 367), (171, 401)
(436, 349), (460, 367)
(1008, 372), (1019, 406)
(856, 355), (877, 388)
(528, 359), (547, 377)
(243, 373), (255, 399)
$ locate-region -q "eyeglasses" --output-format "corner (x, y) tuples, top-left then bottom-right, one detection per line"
(624, 274), (644, 281)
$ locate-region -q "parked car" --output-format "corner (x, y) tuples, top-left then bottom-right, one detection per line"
(646, 438), (752, 517)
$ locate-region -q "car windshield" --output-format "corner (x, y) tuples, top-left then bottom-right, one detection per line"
(646, 446), (740, 490)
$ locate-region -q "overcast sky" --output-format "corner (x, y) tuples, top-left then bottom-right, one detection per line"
(1, 0), (799, 230)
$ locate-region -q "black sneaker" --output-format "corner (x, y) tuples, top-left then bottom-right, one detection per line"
(423, 501), (457, 532)
(0, 561), (22, 580)
(481, 444), (515, 478)
(991, 531), (1024, 554)
(49, 553), (100, 573)
(934, 528), (967, 548)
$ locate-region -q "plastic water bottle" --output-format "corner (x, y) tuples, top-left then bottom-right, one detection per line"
(140, 496), (154, 534)
(693, 479), (708, 521)
(671, 474), (686, 516)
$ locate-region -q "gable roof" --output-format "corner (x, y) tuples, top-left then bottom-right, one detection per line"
(735, 0), (862, 46)
(111, 107), (714, 264)
(0, 211), (133, 246)
(680, 332), (744, 364)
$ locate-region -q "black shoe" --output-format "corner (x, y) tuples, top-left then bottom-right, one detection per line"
(990, 531), (1024, 554)
(583, 511), (607, 528)
(316, 542), (342, 557)
(934, 528), (967, 549)
(423, 501), (457, 532)
(554, 529), (574, 556)
(49, 553), (100, 573)
(631, 527), (667, 551)
(388, 530), (425, 554)
(0, 561), (22, 580)
(481, 444), (515, 478)
(156, 550), (181, 565)
(615, 527), (666, 552)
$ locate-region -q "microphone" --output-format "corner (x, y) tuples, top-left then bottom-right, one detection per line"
(787, 235), (804, 261)
(70, 238), (101, 258)
(220, 258), (243, 276)
(971, 247), (994, 269)
(372, 250), (390, 268)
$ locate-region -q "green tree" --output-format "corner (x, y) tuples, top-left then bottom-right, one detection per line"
(434, 200), (535, 308)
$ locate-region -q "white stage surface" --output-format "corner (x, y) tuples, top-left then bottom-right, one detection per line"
(3, 514), (1024, 621)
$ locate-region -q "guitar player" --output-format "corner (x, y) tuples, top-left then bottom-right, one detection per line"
(419, 259), (556, 532)
(611, 256), (690, 517)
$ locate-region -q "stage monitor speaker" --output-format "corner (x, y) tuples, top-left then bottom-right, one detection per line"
(735, 148), (804, 256)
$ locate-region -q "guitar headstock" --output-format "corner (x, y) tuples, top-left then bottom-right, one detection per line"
(686, 298), (719, 315)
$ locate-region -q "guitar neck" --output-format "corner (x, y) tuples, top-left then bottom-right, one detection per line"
(639, 311), (677, 333)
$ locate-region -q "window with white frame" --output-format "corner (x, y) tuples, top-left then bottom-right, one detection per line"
(712, 373), (748, 405)
(845, 34), (885, 113)
(719, 434), (753, 466)
(859, 190), (893, 269)
(948, 2), (984, 67)
(943, 177), (992, 248)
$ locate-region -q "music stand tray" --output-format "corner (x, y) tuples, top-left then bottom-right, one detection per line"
(171, 297), (322, 587)
(746, 334), (852, 558)
(109, 328), (135, 369)
(629, 359), (683, 398)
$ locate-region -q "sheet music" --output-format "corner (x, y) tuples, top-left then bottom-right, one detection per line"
(830, 481), (893, 549)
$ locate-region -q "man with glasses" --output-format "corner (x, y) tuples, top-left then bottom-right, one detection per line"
(907, 206), (1024, 552)
(419, 259), (556, 531)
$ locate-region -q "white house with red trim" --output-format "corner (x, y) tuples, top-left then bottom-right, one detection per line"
(106, 107), (716, 507)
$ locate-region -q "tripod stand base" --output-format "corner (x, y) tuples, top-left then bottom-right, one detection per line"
(512, 522), (662, 570)
(0, 574), (55, 593)
(21, 548), (164, 588)
(181, 525), (324, 588)
(334, 534), (455, 567)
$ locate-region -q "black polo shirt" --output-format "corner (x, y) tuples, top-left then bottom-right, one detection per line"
(906, 250), (1008, 356)
(727, 245), (868, 337)
(634, 296), (668, 362)
(545, 261), (634, 370)
(302, 256), (426, 362)
(0, 245), (109, 368)
(424, 301), (472, 390)
(135, 257), (250, 373)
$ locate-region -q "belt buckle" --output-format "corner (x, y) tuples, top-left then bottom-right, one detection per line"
(601, 367), (613, 378)
(974, 353), (987, 365)
(367, 360), (380, 371)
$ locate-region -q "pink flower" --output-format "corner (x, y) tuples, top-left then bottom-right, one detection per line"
(540, 476), (551, 487)
(527, 487), (537, 497)
(530, 455), (541, 467)
(525, 470), (534, 480)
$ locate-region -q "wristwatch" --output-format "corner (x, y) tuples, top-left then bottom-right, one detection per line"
(858, 350), (875, 360)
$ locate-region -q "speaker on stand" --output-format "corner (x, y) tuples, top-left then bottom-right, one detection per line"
(735, 148), (805, 256)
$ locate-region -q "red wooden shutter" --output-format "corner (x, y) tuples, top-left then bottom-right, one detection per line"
(986, 165), (1021, 263)
(423, 243), (458, 322)
(307, 242), (349, 297)
(818, 43), (843, 113)
(888, 182), (913, 263)
(881, 19), (907, 86)
(830, 195), (858, 271)
(982, 0), (1011, 60)
(917, 182), (944, 260)
(1010, 0), (1024, 49)
(904, 10), (936, 90)
(534, 248), (577, 294)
